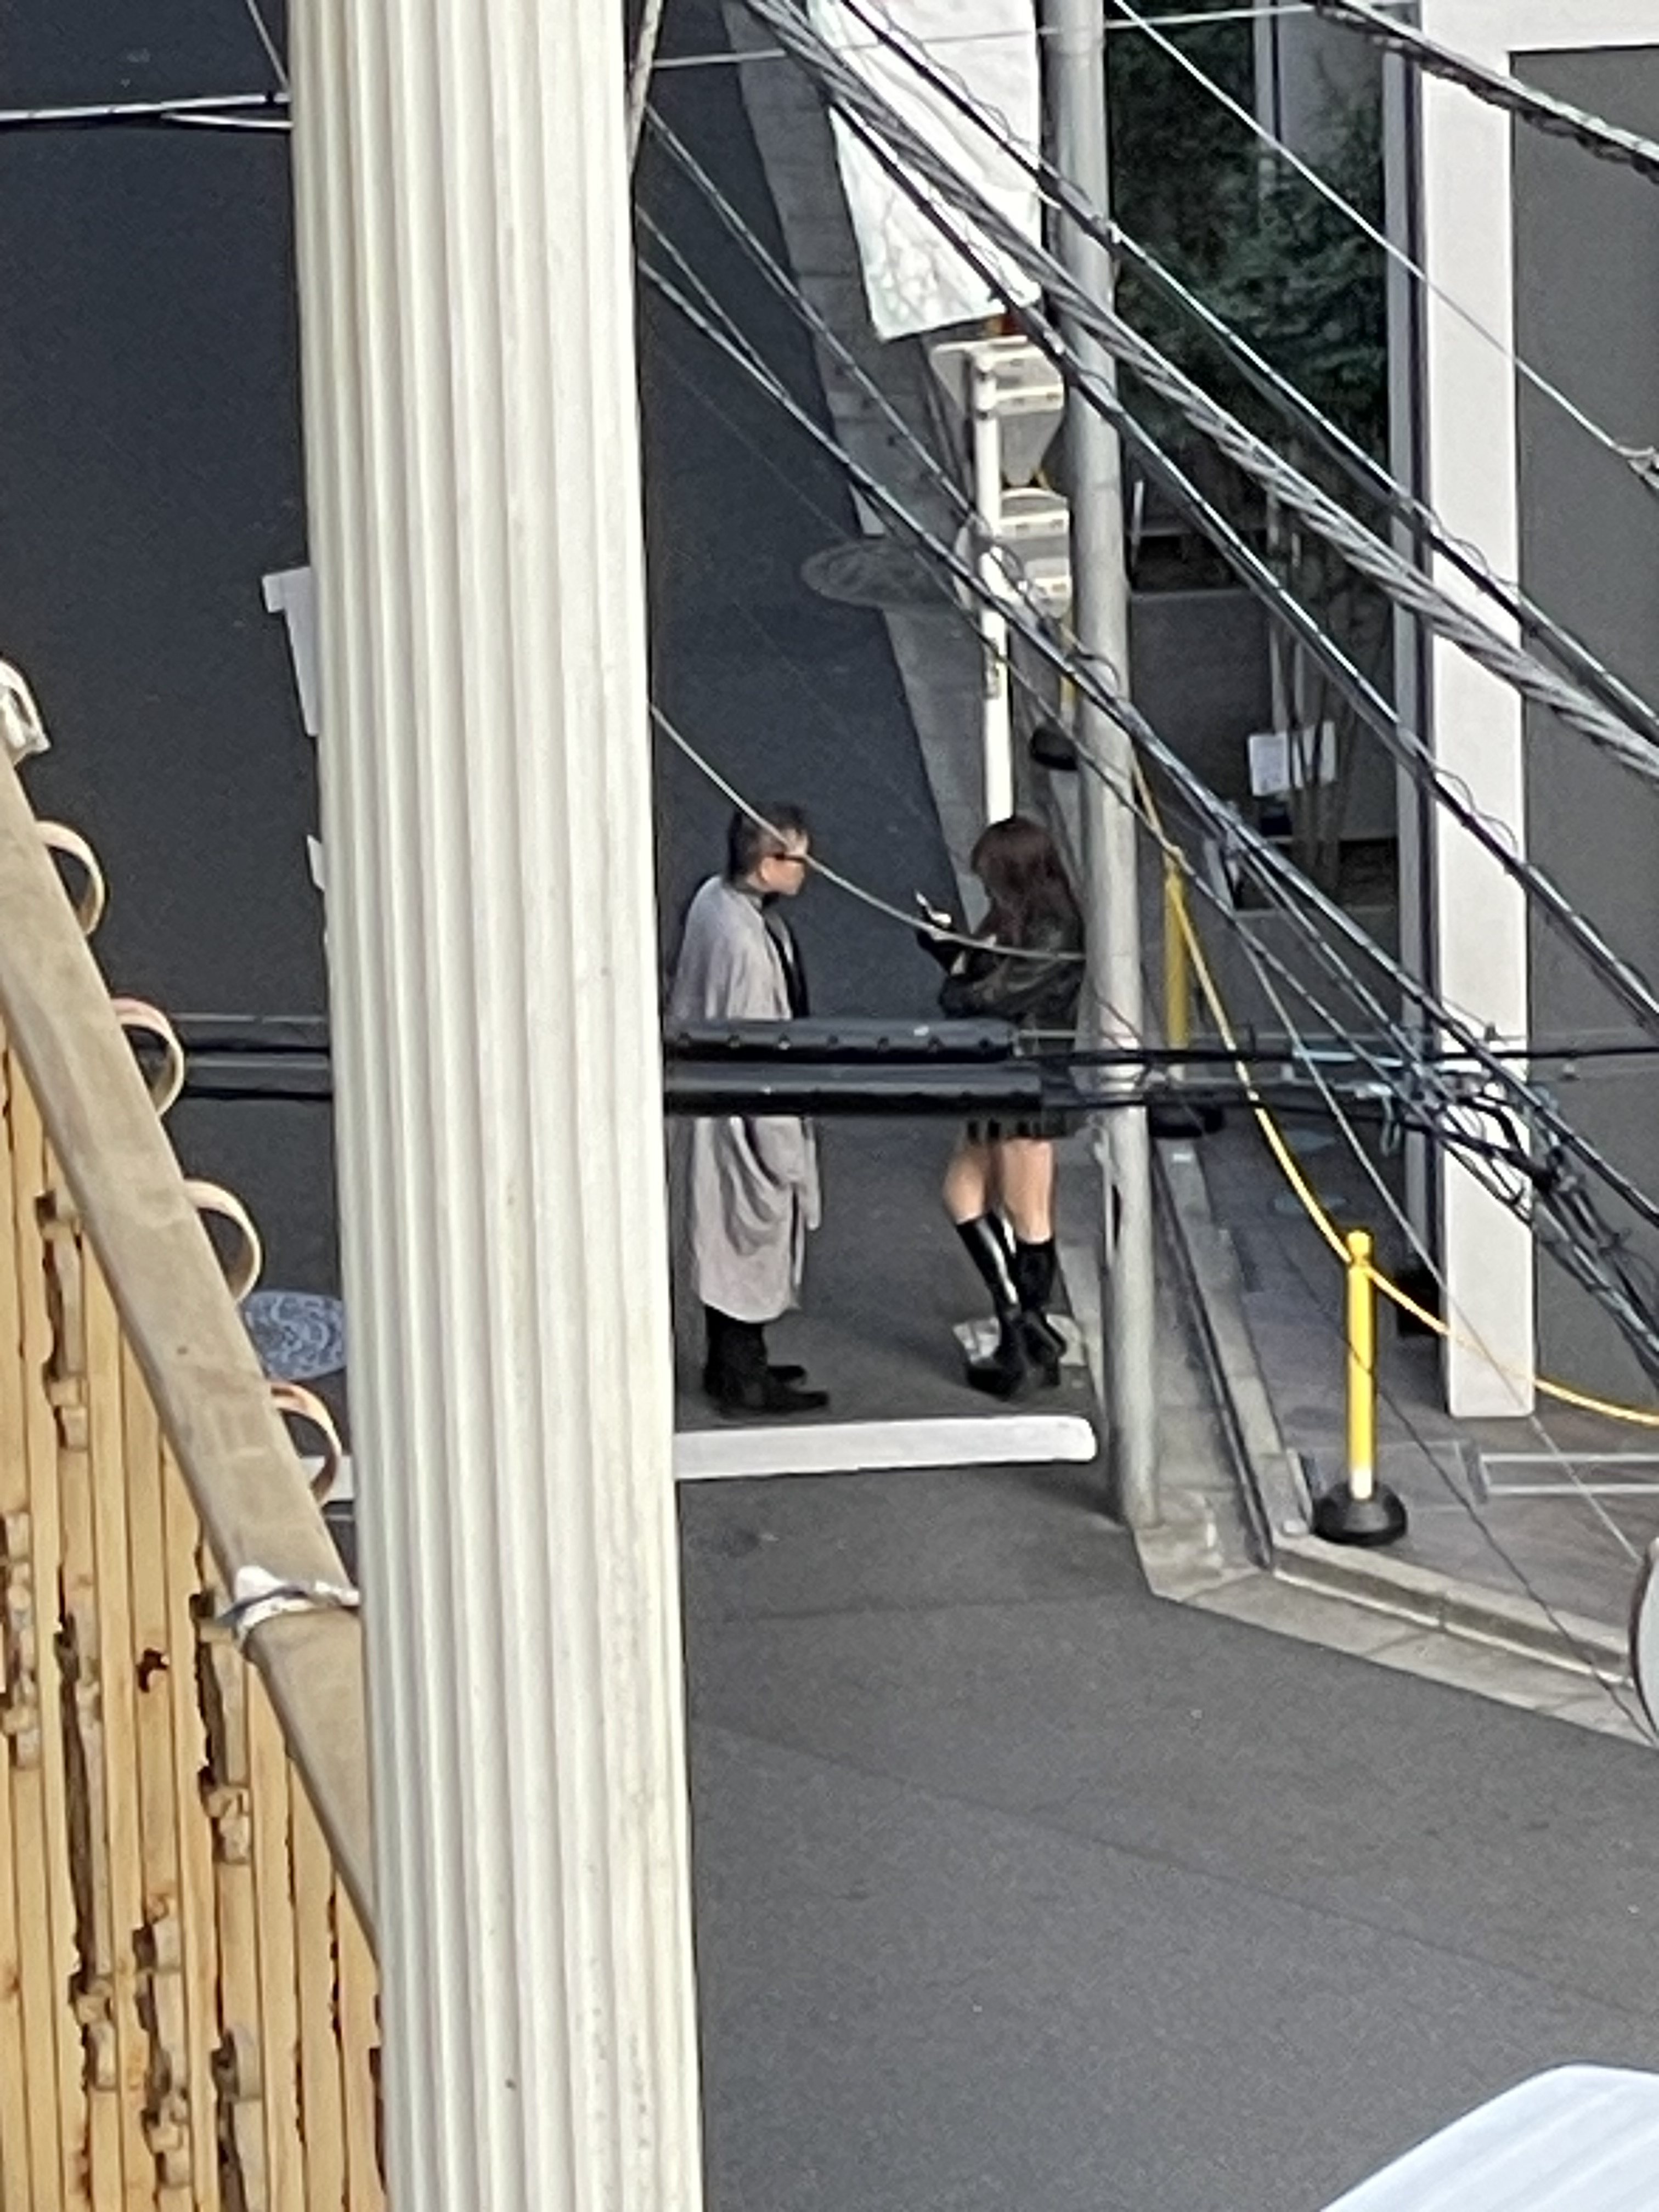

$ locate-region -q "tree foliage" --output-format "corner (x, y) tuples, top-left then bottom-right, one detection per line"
(1107, 12), (1391, 891)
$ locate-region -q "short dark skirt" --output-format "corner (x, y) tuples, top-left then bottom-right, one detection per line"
(964, 1110), (1081, 1145)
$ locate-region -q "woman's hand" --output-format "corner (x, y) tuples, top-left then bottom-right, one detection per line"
(915, 892), (959, 965)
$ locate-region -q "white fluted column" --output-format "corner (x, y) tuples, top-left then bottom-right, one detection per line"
(289, 2), (703, 2207)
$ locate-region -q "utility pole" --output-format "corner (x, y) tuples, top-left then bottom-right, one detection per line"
(289, 1), (703, 2206)
(1044, 0), (1160, 1526)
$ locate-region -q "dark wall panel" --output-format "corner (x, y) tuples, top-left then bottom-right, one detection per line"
(1516, 44), (1659, 1396)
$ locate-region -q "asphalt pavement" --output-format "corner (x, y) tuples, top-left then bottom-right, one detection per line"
(684, 1460), (1659, 2212)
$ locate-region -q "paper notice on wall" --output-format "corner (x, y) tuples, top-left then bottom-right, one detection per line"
(1248, 724), (1337, 798)
(807, 0), (1041, 340)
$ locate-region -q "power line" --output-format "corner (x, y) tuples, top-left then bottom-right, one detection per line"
(1309, 0), (1659, 189)
(239, 0), (290, 94)
(1104, 232), (1659, 753)
(1237, 926), (1655, 1572)
(1103, 0), (1659, 493)
(1222, 842), (1656, 1706)
(637, 87), (1659, 1323)
(738, 0), (1659, 797)
(644, 121), (1659, 1339)
(1114, 410), (1659, 1047)
(637, 215), (1443, 1091)
(639, 249), (1659, 1351)
(799, 0), (1659, 754)
(754, 0), (1659, 1337)
(650, 704), (1097, 974)
(654, 8), (1659, 1415)
(653, 1), (1413, 71)
(0, 91), (287, 132)
(646, 95), (1659, 1057)
(636, 239), (1659, 1262)
(628, 0), (671, 166)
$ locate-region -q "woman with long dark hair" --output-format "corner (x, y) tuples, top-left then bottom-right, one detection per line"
(923, 816), (1085, 1397)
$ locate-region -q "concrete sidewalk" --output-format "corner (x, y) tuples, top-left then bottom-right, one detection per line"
(1163, 1114), (1656, 1731)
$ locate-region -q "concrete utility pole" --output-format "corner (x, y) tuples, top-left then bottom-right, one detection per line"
(1044, 0), (1160, 1527)
(289, 2), (703, 2207)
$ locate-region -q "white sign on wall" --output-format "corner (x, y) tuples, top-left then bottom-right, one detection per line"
(1247, 722), (1337, 798)
(808, 0), (1041, 339)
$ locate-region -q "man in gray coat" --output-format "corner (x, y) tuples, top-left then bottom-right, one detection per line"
(669, 805), (826, 1415)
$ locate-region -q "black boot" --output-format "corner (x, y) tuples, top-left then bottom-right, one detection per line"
(954, 1217), (1033, 1399)
(703, 1308), (827, 1416)
(1011, 1237), (1065, 1382)
(702, 1309), (805, 1393)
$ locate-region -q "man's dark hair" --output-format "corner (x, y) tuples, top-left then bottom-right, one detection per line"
(726, 803), (809, 882)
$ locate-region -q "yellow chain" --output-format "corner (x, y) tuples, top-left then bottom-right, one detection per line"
(1138, 764), (1659, 1430)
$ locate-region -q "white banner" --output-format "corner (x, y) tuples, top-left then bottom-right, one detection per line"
(806, 0), (1042, 340)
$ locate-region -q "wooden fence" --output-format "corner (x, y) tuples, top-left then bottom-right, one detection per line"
(0, 783), (382, 2208)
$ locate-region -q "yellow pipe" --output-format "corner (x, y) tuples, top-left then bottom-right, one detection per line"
(1345, 1230), (1377, 1504)
(1163, 862), (1192, 1052)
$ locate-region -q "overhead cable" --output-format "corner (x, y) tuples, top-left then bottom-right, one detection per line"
(646, 100), (1659, 1054)
(638, 240), (1659, 1257)
(644, 51), (1659, 1404)
(741, 1), (1659, 1053)
(648, 703), (1093, 973)
(636, 176), (1645, 1234)
(1308, 0), (1659, 189)
(638, 255), (1659, 1302)
(644, 238), (1659, 1387)
(1101, 0), (1659, 492)
(653, 4), (1414, 71)
(735, 0), (1659, 797)
(1232, 897), (1659, 1427)
(0, 91), (287, 131)
(809, 0), (1659, 750)
(1111, 410), (1659, 1046)
(239, 0), (290, 93)
(628, 0), (671, 166)
(1238, 1024), (1650, 1717)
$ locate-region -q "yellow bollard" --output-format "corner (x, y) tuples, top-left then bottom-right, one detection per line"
(1163, 861), (1192, 1053)
(1345, 1229), (1377, 1504)
(1313, 1227), (1408, 1546)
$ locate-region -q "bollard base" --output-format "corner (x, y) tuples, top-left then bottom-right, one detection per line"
(1312, 1482), (1409, 1548)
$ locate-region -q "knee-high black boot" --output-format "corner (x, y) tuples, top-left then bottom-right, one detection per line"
(954, 1216), (1034, 1398)
(1011, 1237), (1064, 1379)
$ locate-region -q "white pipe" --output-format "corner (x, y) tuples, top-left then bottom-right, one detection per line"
(970, 354), (1015, 823)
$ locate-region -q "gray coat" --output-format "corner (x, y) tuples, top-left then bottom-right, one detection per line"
(668, 877), (821, 1323)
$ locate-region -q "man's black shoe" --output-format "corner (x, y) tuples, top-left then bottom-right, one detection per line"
(702, 1361), (810, 1401)
(714, 1372), (830, 1418)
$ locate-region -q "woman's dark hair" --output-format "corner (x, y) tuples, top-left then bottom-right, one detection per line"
(970, 815), (1081, 945)
(727, 803), (809, 881)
